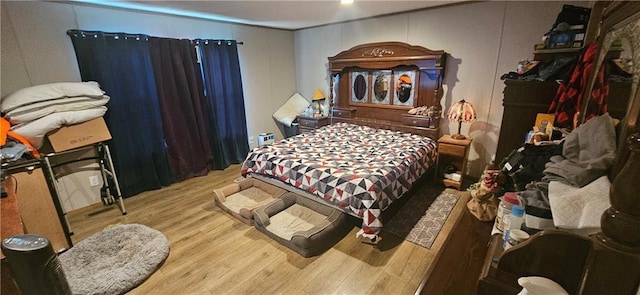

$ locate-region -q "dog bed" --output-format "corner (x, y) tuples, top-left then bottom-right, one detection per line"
(253, 192), (351, 257)
(59, 223), (169, 295)
(213, 178), (287, 225)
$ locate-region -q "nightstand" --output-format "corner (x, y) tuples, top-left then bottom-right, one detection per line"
(436, 135), (472, 190)
(296, 116), (329, 134)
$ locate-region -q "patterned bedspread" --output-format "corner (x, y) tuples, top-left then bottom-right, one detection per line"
(241, 122), (438, 239)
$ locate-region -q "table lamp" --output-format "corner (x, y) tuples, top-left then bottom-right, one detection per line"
(311, 88), (326, 117)
(447, 99), (476, 140)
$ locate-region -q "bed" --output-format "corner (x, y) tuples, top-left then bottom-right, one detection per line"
(242, 122), (438, 239)
(243, 42), (447, 241)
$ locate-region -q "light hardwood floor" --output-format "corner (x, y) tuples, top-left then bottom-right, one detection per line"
(66, 164), (468, 295)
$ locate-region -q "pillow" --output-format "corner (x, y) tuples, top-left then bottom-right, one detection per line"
(517, 276), (568, 295)
(1, 81), (105, 112)
(4, 95), (110, 124)
(11, 106), (107, 149)
(273, 93), (310, 127)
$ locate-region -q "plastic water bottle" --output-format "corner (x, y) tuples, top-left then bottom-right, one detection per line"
(494, 192), (520, 232)
(503, 205), (525, 249)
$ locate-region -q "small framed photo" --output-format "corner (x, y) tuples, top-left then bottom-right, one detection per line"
(534, 113), (555, 139)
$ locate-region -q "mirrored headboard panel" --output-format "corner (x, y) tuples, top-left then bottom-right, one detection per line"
(328, 42), (446, 139)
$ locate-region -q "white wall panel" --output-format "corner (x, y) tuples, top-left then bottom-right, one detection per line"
(1, 3), (31, 96)
(2, 1), (295, 209)
(3, 1), (80, 89)
(294, 1), (593, 176)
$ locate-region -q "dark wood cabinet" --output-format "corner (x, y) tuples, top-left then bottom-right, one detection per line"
(494, 79), (630, 164)
(494, 80), (558, 163)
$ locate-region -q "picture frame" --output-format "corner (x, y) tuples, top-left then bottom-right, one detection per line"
(371, 70), (391, 105)
(534, 113), (555, 139)
(392, 70), (416, 107)
(351, 71), (369, 103)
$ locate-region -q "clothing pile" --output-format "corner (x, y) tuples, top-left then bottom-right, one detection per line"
(0, 82), (109, 161)
(500, 55), (577, 82)
(549, 42), (609, 128)
(508, 114), (616, 233)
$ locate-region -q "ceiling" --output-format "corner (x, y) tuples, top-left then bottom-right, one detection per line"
(70, 1), (468, 30)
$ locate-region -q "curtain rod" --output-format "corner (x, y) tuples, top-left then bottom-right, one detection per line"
(67, 30), (244, 45)
(194, 39), (244, 45)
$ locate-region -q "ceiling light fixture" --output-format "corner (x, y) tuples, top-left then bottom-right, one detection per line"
(341, 0), (354, 5)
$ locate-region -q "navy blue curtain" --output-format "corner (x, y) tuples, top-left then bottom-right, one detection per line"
(148, 37), (213, 181)
(197, 40), (250, 169)
(67, 30), (174, 197)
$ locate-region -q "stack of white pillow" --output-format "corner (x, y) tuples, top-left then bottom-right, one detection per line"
(1, 81), (109, 148)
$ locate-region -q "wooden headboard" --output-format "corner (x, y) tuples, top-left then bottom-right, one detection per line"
(327, 42), (446, 140)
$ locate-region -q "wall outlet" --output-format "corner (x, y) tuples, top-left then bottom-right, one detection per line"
(249, 136), (254, 144)
(89, 175), (100, 187)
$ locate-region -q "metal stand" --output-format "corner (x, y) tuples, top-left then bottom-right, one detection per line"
(42, 142), (127, 215)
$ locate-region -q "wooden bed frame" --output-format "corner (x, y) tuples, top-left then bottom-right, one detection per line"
(327, 42), (446, 140)
(244, 42), (448, 243)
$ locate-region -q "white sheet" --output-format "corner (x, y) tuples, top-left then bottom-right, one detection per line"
(548, 176), (611, 231)
(11, 107), (107, 149)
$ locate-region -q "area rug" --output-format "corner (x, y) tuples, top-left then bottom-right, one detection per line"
(385, 189), (460, 249)
(59, 223), (169, 295)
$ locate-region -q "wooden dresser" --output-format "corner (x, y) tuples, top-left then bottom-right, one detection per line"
(484, 3), (640, 294)
(495, 79), (631, 163)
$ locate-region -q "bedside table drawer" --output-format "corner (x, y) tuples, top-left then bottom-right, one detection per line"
(333, 108), (356, 118)
(401, 115), (431, 127)
(298, 118), (318, 128)
(438, 143), (466, 156)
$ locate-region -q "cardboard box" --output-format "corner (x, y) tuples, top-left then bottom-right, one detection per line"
(46, 117), (112, 152)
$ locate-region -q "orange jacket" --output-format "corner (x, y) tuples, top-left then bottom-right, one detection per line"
(0, 117), (40, 159)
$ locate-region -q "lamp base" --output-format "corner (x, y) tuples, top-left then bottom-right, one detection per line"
(450, 134), (467, 140)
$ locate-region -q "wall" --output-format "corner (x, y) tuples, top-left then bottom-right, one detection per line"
(1, 1), (592, 210)
(1, 1), (296, 210)
(294, 1), (591, 177)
